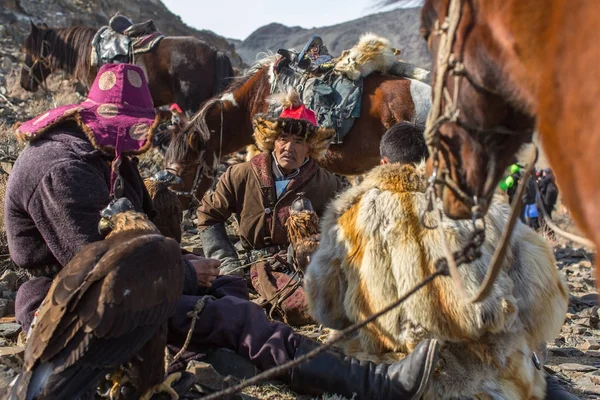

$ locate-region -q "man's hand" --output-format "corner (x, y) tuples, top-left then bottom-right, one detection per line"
(184, 254), (220, 287)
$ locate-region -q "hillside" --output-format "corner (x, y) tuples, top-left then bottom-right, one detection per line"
(0, 0), (244, 68)
(233, 7), (431, 69)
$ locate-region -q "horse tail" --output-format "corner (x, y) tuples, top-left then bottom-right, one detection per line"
(213, 51), (234, 95)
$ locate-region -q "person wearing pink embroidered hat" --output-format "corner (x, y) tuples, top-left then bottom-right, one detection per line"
(7, 62), (217, 342)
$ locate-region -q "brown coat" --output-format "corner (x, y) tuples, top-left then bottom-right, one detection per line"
(197, 152), (343, 249)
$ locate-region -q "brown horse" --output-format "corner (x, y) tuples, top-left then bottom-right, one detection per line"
(412, 0), (600, 281)
(164, 55), (432, 208)
(20, 21), (233, 114)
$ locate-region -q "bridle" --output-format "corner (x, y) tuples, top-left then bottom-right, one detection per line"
(167, 99), (224, 215)
(22, 38), (51, 92)
(422, 0), (539, 303)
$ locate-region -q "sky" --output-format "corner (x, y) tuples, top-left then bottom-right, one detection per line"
(161, 0), (424, 41)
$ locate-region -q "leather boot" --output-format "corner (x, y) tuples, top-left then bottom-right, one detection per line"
(545, 375), (579, 400)
(290, 336), (439, 400)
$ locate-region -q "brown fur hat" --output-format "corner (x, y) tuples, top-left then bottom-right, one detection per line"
(252, 88), (335, 160)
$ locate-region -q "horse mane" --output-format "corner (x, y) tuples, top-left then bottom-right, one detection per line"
(185, 53), (277, 143)
(24, 26), (96, 83)
(165, 52), (277, 165)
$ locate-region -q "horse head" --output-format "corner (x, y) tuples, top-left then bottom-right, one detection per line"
(163, 108), (210, 180)
(421, 0), (535, 219)
(21, 21), (52, 92)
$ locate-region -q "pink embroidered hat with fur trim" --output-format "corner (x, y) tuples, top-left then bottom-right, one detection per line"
(15, 63), (163, 157)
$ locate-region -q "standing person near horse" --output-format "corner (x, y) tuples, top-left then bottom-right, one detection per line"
(305, 121), (574, 399)
(7, 66), (439, 399)
(196, 90), (345, 276)
(538, 168), (560, 219)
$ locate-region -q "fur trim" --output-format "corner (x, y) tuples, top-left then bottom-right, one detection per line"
(334, 33), (399, 80)
(14, 109), (170, 157)
(388, 61), (431, 82)
(252, 116), (335, 160)
(268, 87), (302, 110)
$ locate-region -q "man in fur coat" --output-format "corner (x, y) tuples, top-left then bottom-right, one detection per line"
(7, 67), (440, 399)
(197, 90), (345, 276)
(306, 122), (575, 399)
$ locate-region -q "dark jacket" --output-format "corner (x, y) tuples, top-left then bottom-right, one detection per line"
(5, 124), (153, 277)
(538, 175), (559, 217)
(7, 124), (197, 331)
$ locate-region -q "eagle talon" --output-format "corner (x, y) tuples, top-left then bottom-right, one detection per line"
(105, 369), (130, 400)
(140, 372), (182, 400)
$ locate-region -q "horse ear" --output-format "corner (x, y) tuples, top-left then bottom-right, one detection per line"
(29, 20), (38, 32)
(41, 23), (48, 29)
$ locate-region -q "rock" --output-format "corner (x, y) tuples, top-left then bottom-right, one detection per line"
(579, 293), (599, 306)
(0, 364), (18, 391)
(571, 325), (588, 335)
(571, 318), (592, 328)
(559, 363), (598, 372)
(0, 271), (18, 292)
(0, 299), (13, 319)
(0, 346), (24, 370)
(591, 374), (600, 385)
(585, 350), (600, 358)
(549, 347), (584, 357)
(581, 339), (600, 351)
(582, 384), (600, 396)
(0, 323), (21, 338)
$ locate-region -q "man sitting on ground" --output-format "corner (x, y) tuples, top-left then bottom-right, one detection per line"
(306, 121), (575, 400)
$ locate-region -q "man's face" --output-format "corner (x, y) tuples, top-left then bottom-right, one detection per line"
(274, 134), (310, 173)
(310, 44), (320, 55)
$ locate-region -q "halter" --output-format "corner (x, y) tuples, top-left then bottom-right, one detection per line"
(422, 0), (538, 303)
(22, 38), (51, 92)
(168, 99), (224, 216)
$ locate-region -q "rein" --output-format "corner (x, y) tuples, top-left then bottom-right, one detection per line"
(423, 0), (538, 303)
(22, 39), (51, 92)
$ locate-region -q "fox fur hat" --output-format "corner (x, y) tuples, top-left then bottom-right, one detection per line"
(252, 88), (335, 160)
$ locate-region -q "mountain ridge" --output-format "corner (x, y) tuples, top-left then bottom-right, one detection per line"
(233, 7), (431, 69)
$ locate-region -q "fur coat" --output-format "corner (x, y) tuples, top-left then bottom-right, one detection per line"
(305, 162), (568, 399)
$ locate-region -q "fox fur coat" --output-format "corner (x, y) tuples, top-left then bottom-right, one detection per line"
(305, 162), (568, 399)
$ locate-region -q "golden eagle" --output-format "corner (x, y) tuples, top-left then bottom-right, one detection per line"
(9, 198), (185, 400)
(284, 193), (321, 273)
(144, 170), (183, 243)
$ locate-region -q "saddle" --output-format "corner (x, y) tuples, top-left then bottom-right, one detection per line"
(91, 13), (164, 67)
(271, 48), (362, 144)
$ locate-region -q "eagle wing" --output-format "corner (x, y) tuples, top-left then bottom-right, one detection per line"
(19, 231), (183, 399)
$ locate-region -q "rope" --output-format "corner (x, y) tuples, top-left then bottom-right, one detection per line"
(198, 267), (447, 400)
(170, 296), (213, 364)
(533, 174), (595, 249)
(469, 145), (537, 302)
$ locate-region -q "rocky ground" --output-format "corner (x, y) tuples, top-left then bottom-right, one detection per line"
(0, 218), (599, 399)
